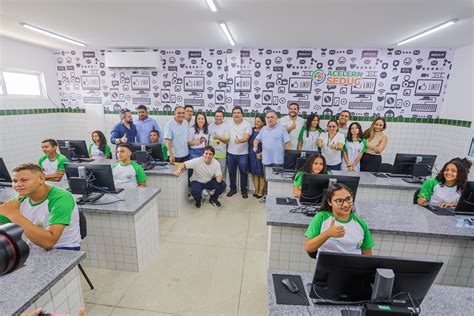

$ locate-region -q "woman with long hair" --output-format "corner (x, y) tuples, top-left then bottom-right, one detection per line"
(360, 117), (388, 172)
(342, 122), (366, 172)
(188, 112), (210, 159)
(249, 114), (266, 198)
(297, 114), (323, 151)
(89, 130), (112, 159)
(293, 153), (332, 198)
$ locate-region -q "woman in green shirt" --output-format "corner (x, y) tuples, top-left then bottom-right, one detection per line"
(89, 130), (112, 159)
(293, 153), (332, 198)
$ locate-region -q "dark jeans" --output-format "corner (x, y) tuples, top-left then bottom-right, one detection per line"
(175, 155), (189, 163)
(360, 153), (382, 172)
(191, 179), (226, 202)
(327, 163), (341, 171)
(227, 153), (248, 193)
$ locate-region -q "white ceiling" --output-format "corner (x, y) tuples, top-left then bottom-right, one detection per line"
(0, 0), (473, 50)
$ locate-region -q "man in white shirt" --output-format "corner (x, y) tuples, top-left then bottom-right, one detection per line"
(280, 102), (305, 150)
(208, 110), (230, 182)
(175, 146), (226, 208)
(226, 106), (252, 199)
(337, 110), (351, 136)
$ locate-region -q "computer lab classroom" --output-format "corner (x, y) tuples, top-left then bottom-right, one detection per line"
(1, 1), (474, 315)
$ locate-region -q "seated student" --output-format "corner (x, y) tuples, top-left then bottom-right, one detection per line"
(150, 129), (169, 161)
(341, 122), (366, 172)
(0, 164), (81, 250)
(417, 159), (469, 208)
(89, 130), (112, 159)
(174, 146), (226, 208)
(112, 144), (147, 188)
(293, 153), (332, 198)
(303, 184), (374, 255)
(38, 139), (69, 182)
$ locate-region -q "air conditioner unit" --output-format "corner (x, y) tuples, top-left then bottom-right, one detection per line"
(105, 51), (161, 68)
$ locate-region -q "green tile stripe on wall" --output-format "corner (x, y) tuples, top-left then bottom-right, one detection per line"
(0, 108), (85, 116)
(104, 110), (472, 128)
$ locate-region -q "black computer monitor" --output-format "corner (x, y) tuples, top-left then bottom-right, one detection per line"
(0, 158), (12, 183)
(130, 143), (164, 162)
(64, 163), (123, 195)
(57, 140), (90, 160)
(310, 252), (443, 304)
(392, 153), (437, 177)
(300, 174), (360, 205)
(284, 150), (320, 171)
(455, 181), (474, 214)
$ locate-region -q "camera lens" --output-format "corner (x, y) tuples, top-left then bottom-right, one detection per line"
(0, 223), (30, 276)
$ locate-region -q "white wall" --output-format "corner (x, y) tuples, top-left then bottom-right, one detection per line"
(0, 36), (60, 109)
(441, 43), (474, 122)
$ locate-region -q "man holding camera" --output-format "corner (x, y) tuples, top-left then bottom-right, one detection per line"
(0, 163), (81, 250)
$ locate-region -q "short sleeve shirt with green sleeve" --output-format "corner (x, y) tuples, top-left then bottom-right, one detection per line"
(0, 186), (81, 248)
(38, 153), (69, 175)
(88, 143), (111, 159)
(161, 144), (169, 160)
(293, 170), (333, 187)
(304, 211), (374, 255)
(298, 127), (323, 151)
(418, 178), (460, 206)
(112, 161), (147, 188)
(209, 122), (230, 159)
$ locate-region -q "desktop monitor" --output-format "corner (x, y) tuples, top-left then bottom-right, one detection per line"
(283, 150), (319, 171)
(129, 143), (164, 162)
(310, 252), (443, 304)
(0, 158), (12, 183)
(392, 153), (437, 176)
(454, 181), (474, 214)
(57, 140), (90, 160)
(300, 174), (360, 205)
(64, 163), (122, 195)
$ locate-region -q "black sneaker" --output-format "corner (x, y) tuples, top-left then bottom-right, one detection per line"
(226, 190), (237, 197)
(209, 199), (222, 207)
(195, 200), (202, 208)
(242, 192), (248, 199)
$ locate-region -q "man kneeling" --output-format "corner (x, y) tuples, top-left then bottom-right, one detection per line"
(0, 164), (80, 250)
(175, 146), (226, 208)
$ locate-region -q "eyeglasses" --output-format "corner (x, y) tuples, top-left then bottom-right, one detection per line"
(333, 196), (353, 206)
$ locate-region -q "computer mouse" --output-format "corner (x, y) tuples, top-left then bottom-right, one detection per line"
(281, 278), (299, 293)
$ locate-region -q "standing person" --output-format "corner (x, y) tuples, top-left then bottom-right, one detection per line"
(253, 110), (291, 167)
(360, 117), (388, 172)
(112, 144), (147, 188)
(0, 163), (81, 250)
(297, 114), (323, 151)
(38, 139), (69, 182)
(280, 102), (305, 150)
(174, 146), (226, 208)
(88, 130), (112, 159)
(110, 108), (138, 146)
(134, 105), (162, 143)
(341, 122), (366, 172)
(188, 112), (210, 159)
(150, 130), (168, 161)
(164, 106), (189, 163)
(208, 110), (230, 182)
(317, 120), (345, 171)
(249, 115), (266, 199)
(226, 106), (252, 199)
(337, 110), (351, 135)
(184, 105), (194, 126)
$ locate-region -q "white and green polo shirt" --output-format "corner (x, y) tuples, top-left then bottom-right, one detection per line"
(418, 178), (461, 206)
(112, 161), (147, 188)
(305, 211), (374, 255)
(209, 122), (230, 159)
(38, 153), (69, 176)
(88, 143), (111, 159)
(0, 186), (81, 248)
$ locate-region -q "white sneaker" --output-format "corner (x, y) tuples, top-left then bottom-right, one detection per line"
(202, 190), (209, 197)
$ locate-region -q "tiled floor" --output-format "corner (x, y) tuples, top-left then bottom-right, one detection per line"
(81, 194), (269, 315)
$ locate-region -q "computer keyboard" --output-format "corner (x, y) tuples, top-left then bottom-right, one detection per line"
(76, 192), (104, 205)
(424, 204), (454, 216)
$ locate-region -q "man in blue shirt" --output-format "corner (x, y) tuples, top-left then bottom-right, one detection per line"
(164, 106), (189, 163)
(253, 110), (291, 166)
(110, 108), (138, 145)
(134, 105), (163, 143)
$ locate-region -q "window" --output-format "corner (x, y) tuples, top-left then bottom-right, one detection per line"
(469, 137), (474, 157)
(0, 69), (45, 97)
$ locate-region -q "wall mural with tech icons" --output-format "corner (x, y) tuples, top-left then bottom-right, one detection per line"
(53, 48), (454, 118)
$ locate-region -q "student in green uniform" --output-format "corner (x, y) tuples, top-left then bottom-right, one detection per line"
(417, 159), (469, 208)
(150, 129), (169, 161)
(297, 113), (323, 151)
(89, 130), (112, 159)
(0, 163), (81, 250)
(303, 184), (374, 255)
(38, 139), (69, 182)
(341, 122), (366, 172)
(112, 144), (147, 188)
(293, 153), (332, 198)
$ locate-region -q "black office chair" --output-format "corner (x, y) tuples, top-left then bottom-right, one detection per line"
(413, 188), (421, 205)
(378, 163), (394, 173)
(78, 209), (94, 290)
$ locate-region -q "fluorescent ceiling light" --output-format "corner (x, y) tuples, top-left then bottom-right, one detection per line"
(219, 22), (235, 46)
(21, 23), (86, 47)
(397, 19), (458, 46)
(206, 0), (217, 12)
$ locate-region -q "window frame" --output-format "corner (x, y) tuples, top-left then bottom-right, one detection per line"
(0, 68), (47, 99)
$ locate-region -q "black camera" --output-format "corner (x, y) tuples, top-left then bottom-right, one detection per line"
(0, 223), (30, 275)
